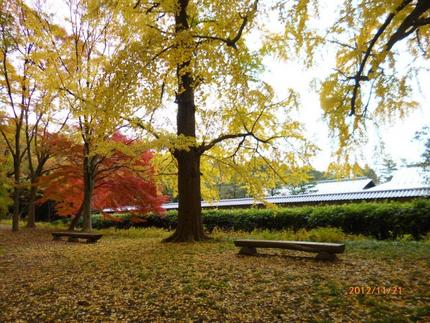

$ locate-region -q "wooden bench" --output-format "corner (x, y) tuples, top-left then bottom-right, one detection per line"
(234, 239), (345, 260)
(52, 231), (103, 244)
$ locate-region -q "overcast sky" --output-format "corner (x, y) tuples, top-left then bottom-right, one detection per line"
(259, 1), (430, 173)
(263, 54), (430, 172)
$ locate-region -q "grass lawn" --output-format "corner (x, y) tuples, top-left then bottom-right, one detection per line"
(0, 224), (429, 322)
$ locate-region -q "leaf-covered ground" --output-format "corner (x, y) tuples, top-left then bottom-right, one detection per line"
(0, 226), (429, 322)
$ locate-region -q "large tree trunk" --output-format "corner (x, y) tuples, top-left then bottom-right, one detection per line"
(81, 149), (94, 232)
(164, 0), (208, 242)
(164, 149), (207, 242)
(26, 183), (37, 228)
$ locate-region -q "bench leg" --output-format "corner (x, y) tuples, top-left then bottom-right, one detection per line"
(315, 252), (336, 261)
(238, 246), (257, 256)
(68, 237), (79, 242)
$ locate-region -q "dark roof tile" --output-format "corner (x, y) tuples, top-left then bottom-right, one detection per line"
(162, 187), (430, 210)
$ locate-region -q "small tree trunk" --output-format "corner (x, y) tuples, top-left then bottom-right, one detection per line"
(26, 184), (37, 228)
(12, 158), (20, 232)
(68, 204), (83, 231)
(82, 187), (92, 231)
(81, 154), (94, 232)
(12, 186), (20, 232)
(48, 201), (53, 222)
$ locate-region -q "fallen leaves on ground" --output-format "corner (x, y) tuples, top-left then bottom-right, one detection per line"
(0, 227), (429, 322)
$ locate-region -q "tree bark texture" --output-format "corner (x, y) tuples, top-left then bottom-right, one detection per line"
(68, 203), (83, 231)
(26, 183), (37, 228)
(12, 185), (20, 232)
(81, 146), (95, 232)
(12, 145), (21, 232)
(164, 0), (208, 242)
(165, 149), (207, 242)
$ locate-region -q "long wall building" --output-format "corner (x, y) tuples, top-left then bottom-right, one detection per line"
(162, 168), (430, 210)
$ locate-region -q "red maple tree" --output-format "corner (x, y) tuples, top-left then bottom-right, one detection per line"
(38, 132), (166, 223)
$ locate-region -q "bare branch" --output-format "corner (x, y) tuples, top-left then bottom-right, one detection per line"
(0, 124), (15, 157)
(1, 46), (16, 116)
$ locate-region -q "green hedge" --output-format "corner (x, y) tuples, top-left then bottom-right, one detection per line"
(89, 199), (430, 239)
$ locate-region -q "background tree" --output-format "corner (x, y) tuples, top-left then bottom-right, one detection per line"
(379, 157), (398, 182)
(0, 1), (50, 231)
(217, 182), (248, 199)
(285, 169), (325, 196)
(24, 117), (68, 228)
(413, 126), (430, 182)
(38, 132), (166, 230)
(287, 181), (316, 195)
(37, 0), (145, 231)
(361, 165), (379, 184)
(414, 126), (430, 167)
(0, 136), (12, 216)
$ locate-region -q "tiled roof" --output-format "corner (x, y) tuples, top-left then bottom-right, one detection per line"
(162, 187), (430, 210)
(275, 177), (375, 196)
(312, 178), (375, 193)
(368, 167), (429, 190)
(103, 171), (429, 213)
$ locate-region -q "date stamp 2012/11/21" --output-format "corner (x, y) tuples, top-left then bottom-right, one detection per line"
(348, 286), (403, 295)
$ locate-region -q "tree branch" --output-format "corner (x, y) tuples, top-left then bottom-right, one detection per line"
(201, 133), (250, 152)
(124, 117), (160, 140)
(349, 0), (413, 116)
(192, 0), (258, 49)
(200, 130), (281, 153)
(385, 0), (430, 52)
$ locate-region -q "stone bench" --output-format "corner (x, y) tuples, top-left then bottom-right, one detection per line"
(234, 239), (345, 260)
(52, 231), (103, 244)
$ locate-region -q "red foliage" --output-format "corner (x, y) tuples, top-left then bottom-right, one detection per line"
(38, 132), (166, 218)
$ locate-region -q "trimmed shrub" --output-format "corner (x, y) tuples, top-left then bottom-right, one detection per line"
(86, 199), (430, 239)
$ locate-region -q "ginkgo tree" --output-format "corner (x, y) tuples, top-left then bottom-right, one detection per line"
(35, 0), (148, 231)
(0, 1), (57, 231)
(275, 0), (430, 161)
(111, 0), (429, 242)
(0, 135), (11, 216)
(105, 0), (316, 242)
